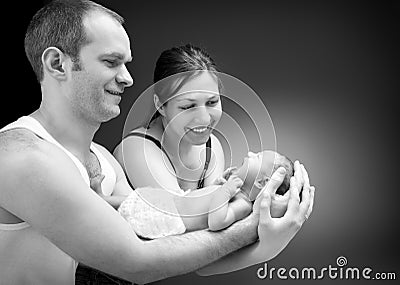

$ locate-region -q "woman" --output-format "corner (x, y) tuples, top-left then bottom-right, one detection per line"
(112, 43), (314, 275)
(114, 44), (226, 193)
(114, 43), (312, 208)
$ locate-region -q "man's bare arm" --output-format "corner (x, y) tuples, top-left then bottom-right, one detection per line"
(0, 130), (257, 284)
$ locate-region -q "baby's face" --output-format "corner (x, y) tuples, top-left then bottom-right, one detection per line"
(239, 150), (278, 200)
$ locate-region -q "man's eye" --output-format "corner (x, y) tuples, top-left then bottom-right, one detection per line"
(104, 60), (117, 66)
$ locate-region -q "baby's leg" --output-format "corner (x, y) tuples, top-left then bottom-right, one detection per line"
(227, 192), (253, 221)
(208, 176), (243, 231)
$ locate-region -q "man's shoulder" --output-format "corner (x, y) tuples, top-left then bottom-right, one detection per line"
(0, 128), (43, 153)
(0, 128), (70, 172)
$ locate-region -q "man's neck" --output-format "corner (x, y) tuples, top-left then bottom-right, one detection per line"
(31, 105), (99, 162)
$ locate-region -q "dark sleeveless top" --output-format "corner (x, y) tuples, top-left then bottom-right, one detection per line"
(123, 132), (211, 189)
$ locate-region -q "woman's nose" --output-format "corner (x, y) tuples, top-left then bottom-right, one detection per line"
(194, 106), (211, 125)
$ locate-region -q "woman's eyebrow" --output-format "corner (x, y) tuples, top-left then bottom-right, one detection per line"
(176, 95), (219, 102)
(176, 98), (197, 102)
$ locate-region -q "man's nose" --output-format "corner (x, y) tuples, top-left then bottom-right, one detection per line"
(116, 64), (134, 88)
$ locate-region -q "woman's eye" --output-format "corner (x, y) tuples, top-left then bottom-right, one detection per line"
(207, 100), (219, 106)
(180, 104), (195, 110)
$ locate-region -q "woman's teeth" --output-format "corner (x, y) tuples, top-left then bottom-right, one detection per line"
(191, 127), (208, 133)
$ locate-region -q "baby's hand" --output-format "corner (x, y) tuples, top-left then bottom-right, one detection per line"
(222, 175), (243, 198)
(213, 176), (227, 186)
(214, 167), (238, 185)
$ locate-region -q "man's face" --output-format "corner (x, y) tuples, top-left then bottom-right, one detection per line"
(69, 11), (134, 123)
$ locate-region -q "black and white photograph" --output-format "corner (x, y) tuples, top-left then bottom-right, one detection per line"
(1, 1), (399, 284)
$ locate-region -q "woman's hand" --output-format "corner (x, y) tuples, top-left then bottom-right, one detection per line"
(252, 162), (315, 259)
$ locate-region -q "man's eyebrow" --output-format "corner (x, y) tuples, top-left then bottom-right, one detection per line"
(102, 52), (133, 62)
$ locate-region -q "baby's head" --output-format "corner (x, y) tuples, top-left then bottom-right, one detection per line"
(234, 150), (294, 201)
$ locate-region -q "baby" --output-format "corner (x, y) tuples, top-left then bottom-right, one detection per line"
(222, 150), (294, 198)
(118, 150), (294, 239)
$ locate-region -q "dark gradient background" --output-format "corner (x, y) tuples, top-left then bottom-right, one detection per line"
(4, 1), (399, 284)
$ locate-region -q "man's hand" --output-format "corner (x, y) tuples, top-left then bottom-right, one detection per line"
(263, 161), (312, 218)
(253, 161), (315, 259)
(196, 160), (315, 276)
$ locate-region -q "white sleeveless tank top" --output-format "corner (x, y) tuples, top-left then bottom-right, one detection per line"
(0, 116), (117, 284)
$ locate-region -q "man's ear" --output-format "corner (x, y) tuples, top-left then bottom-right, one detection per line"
(42, 47), (68, 81)
(153, 94), (165, 116)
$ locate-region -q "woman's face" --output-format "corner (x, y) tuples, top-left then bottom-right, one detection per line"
(162, 72), (222, 145)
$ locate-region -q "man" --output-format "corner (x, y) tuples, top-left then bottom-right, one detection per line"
(0, 0), (314, 284)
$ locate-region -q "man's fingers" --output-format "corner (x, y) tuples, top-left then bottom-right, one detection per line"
(262, 166), (287, 196)
(258, 191), (273, 225)
(286, 176), (301, 215)
(301, 164), (310, 188)
(293, 161), (304, 189)
(253, 194), (261, 215)
(299, 184), (311, 217)
(306, 186), (315, 218)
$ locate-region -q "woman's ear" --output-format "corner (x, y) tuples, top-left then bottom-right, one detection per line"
(154, 94), (165, 117)
(42, 47), (68, 81)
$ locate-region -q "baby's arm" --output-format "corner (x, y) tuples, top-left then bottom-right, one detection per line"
(174, 176), (247, 232)
(213, 166), (237, 185)
(208, 177), (251, 231)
